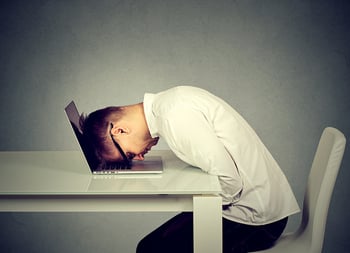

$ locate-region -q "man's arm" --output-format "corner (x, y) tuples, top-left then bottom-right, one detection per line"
(163, 108), (243, 206)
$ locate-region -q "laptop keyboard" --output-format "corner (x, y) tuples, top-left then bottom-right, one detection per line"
(92, 161), (132, 174)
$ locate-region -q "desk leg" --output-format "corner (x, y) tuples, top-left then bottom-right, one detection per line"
(193, 195), (222, 253)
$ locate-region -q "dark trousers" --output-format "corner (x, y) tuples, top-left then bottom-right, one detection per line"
(136, 212), (288, 253)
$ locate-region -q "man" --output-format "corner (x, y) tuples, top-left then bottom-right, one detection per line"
(80, 86), (300, 253)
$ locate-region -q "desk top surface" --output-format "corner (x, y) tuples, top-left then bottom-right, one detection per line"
(0, 150), (221, 196)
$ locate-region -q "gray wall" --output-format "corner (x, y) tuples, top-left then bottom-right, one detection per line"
(1, 1), (349, 252)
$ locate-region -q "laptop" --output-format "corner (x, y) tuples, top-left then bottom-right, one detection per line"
(64, 101), (163, 174)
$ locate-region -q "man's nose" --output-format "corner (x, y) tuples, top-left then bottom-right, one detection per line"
(133, 154), (145, 161)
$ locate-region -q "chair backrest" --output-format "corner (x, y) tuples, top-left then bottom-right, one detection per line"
(299, 127), (346, 252)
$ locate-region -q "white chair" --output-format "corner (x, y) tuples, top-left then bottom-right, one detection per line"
(253, 127), (346, 253)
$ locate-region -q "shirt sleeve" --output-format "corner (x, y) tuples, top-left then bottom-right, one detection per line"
(162, 108), (243, 205)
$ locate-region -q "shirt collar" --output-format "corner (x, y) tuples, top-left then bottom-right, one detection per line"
(143, 93), (159, 138)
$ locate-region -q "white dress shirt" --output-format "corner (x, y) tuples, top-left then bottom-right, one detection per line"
(143, 86), (300, 225)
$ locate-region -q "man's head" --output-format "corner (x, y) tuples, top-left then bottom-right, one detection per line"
(80, 103), (159, 164)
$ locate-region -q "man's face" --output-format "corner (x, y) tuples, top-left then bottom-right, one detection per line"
(118, 135), (159, 161)
(108, 130), (159, 162)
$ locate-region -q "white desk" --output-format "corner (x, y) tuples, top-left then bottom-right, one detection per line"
(0, 150), (222, 253)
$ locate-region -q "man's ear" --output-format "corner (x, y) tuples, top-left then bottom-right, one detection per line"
(110, 125), (129, 136)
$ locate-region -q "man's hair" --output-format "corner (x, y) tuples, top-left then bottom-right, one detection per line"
(79, 106), (124, 162)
